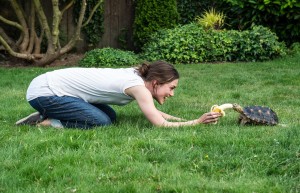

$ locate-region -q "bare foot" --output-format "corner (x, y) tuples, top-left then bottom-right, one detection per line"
(37, 119), (52, 127)
(37, 119), (64, 129)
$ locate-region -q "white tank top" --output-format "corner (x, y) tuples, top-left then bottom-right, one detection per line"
(26, 67), (145, 105)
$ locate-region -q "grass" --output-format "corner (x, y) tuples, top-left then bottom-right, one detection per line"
(0, 54), (299, 193)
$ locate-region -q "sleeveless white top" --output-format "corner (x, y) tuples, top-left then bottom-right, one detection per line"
(26, 67), (145, 105)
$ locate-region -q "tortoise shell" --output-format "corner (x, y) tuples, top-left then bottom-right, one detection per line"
(233, 104), (279, 126)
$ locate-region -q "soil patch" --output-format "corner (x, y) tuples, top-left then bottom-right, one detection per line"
(0, 53), (84, 68)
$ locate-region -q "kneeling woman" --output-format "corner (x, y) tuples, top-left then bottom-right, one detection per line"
(16, 61), (221, 129)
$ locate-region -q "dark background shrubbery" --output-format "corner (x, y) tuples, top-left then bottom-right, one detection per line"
(79, 0), (298, 67)
(176, 0), (300, 46)
(133, 0), (179, 50)
(133, 0), (299, 48)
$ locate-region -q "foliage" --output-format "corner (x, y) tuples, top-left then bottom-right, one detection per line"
(79, 47), (141, 67)
(141, 23), (209, 64)
(73, 0), (105, 46)
(176, 0), (229, 25)
(176, 0), (300, 46)
(133, 0), (179, 50)
(141, 23), (286, 64)
(117, 28), (130, 50)
(1, 54), (300, 192)
(290, 42), (300, 55)
(177, 0), (202, 24)
(223, 0), (300, 46)
(195, 8), (226, 30)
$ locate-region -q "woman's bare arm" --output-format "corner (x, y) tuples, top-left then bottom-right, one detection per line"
(157, 110), (185, 121)
(125, 86), (221, 127)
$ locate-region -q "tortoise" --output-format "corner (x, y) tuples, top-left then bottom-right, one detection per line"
(211, 103), (279, 126)
(232, 104), (279, 126)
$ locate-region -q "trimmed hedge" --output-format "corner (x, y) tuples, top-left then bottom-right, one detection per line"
(79, 48), (140, 67)
(141, 23), (287, 64)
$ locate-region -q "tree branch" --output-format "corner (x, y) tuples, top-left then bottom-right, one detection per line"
(61, 0), (75, 15)
(82, 0), (103, 27)
(61, 0), (87, 54)
(26, 1), (36, 54)
(0, 15), (23, 31)
(10, 0), (29, 52)
(34, 30), (44, 54)
(33, 0), (53, 52)
(52, 0), (61, 49)
(0, 35), (34, 60)
(0, 27), (16, 48)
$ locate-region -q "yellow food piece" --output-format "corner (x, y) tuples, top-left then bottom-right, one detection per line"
(211, 105), (225, 116)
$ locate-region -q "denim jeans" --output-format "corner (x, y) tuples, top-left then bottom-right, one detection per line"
(29, 96), (116, 129)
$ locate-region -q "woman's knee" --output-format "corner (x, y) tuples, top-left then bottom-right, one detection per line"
(92, 103), (117, 123)
(83, 113), (114, 128)
(93, 116), (113, 126)
(63, 116), (113, 129)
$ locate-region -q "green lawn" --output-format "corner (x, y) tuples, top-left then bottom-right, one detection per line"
(0, 54), (299, 193)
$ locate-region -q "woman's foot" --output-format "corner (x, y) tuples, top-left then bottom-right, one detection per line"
(16, 112), (43, 125)
(37, 119), (64, 129)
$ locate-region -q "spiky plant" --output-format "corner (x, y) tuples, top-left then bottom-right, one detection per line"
(195, 8), (226, 30)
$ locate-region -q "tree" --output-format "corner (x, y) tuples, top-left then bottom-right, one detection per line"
(0, 0), (103, 66)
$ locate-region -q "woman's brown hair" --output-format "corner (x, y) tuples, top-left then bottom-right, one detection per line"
(136, 61), (179, 84)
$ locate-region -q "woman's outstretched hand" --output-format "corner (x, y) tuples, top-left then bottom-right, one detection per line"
(198, 112), (222, 124)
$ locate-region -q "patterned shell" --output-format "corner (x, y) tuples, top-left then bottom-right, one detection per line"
(241, 106), (279, 126)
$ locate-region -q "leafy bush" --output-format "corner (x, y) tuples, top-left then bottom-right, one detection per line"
(141, 23), (287, 64)
(141, 24), (210, 64)
(290, 42), (300, 55)
(133, 0), (179, 50)
(223, 0), (300, 46)
(79, 48), (141, 67)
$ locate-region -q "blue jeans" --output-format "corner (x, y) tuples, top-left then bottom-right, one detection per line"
(29, 96), (116, 129)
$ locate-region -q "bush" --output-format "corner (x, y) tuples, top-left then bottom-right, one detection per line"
(141, 24), (210, 63)
(133, 0), (179, 50)
(141, 23), (287, 64)
(79, 48), (141, 67)
(290, 42), (300, 56)
(223, 0), (300, 46)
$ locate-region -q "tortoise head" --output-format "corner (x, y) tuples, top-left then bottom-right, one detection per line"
(232, 103), (244, 113)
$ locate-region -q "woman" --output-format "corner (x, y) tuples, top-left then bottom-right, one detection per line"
(16, 61), (221, 129)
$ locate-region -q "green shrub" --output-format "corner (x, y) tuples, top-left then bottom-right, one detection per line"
(79, 48), (141, 67)
(223, 0), (300, 46)
(141, 23), (287, 64)
(133, 0), (179, 50)
(290, 42), (300, 55)
(141, 24), (210, 64)
(214, 26), (287, 62)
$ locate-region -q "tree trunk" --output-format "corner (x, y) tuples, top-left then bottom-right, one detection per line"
(0, 0), (102, 67)
(34, 52), (61, 67)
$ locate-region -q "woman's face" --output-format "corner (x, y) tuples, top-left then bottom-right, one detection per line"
(153, 79), (178, 105)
